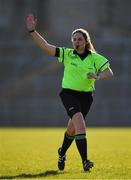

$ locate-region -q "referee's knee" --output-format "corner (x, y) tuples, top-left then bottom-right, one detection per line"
(71, 112), (86, 134)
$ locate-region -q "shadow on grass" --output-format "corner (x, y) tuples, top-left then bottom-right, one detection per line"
(0, 170), (59, 179)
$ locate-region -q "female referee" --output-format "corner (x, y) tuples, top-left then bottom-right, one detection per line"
(26, 14), (113, 172)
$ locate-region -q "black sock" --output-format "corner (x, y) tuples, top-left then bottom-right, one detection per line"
(61, 131), (74, 156)
(75, 134), (87, 162)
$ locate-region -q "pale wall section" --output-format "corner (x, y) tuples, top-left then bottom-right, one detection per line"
(47, 0), (99, 40)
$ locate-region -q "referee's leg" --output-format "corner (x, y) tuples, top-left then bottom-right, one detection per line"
(57, 119), (75, 171)
(60, 119), (75, 156)
(72, 112), (87, 162)
(72, 112), (94, 171)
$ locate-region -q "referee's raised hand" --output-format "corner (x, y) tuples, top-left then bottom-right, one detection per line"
(26, 14), (37, 32)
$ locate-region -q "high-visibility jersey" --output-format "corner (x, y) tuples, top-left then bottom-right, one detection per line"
(57, 47), (110, 92)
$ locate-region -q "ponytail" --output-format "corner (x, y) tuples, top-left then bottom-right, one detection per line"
(86, 41), (96, 52)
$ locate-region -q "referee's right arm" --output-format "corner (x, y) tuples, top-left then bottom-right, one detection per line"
(26, 14), (56, 56)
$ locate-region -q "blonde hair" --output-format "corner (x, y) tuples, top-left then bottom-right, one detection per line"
(72, 28), (96, 52)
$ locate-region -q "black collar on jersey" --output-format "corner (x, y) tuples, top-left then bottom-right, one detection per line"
(73, 49), (91, 60)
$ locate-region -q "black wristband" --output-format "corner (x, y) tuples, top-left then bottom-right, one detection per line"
(29, 29), (35, 33)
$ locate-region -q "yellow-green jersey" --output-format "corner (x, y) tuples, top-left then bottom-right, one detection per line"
(56, 47), (110, 92)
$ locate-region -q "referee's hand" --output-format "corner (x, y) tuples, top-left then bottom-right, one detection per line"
(26, 14), (37, 31)
(87, 73), (99, 80)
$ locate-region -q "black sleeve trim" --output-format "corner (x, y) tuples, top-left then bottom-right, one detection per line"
(55, 47), (60, 57)
(98, 61), (109, 72)
(94, 63), (97, 73)
(62, 48), (64, 62)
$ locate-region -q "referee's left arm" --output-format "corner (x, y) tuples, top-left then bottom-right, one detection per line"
(88, 67), (113, 80)
(97, 67), (113, 80)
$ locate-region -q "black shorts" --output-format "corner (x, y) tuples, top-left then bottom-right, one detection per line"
(59, 88), (93, 119)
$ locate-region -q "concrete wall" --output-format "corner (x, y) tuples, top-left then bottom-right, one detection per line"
(0, 0), (131, 127)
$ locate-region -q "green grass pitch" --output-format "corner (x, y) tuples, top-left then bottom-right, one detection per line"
(0, 128), (131, 179)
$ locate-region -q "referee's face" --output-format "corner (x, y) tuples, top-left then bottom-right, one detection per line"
(72, 32), (86, 53)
